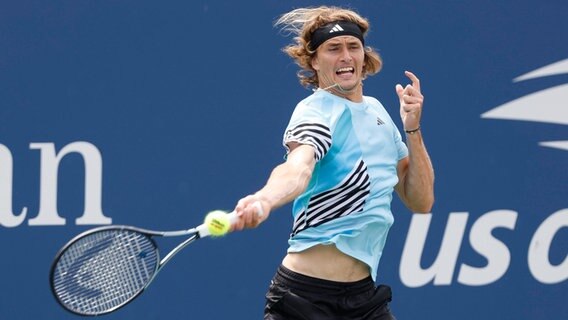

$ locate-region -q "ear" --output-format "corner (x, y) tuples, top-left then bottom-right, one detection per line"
(311, 56), (320, 71)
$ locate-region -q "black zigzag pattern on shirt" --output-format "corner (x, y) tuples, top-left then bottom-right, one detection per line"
(285, 123), (331, 161)
(291, 159), (371, 236)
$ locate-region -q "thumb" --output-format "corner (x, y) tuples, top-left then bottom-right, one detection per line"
(395, 84), (404, 99)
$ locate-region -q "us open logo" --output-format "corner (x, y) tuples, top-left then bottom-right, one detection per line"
(482, 58), (568, 151)
(398, 58), (568, 288)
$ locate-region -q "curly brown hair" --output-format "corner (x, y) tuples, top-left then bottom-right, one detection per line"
(275, 6), (383, 88)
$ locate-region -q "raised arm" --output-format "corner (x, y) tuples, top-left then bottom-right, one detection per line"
(232, 143), (316, 230)
(394, 71), (435, 213)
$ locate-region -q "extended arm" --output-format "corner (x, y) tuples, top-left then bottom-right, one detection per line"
(232, 143), (316, 230)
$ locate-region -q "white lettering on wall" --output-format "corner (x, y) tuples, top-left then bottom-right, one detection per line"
(399, 212), (468, 287)
(528, 209), (568, 284)
(28, 142), (111, 225)
(400, 209), (566, 286)
(0, 142), (111, 227)
(0, 144), (28, 227)
(458, 210), (517, 286)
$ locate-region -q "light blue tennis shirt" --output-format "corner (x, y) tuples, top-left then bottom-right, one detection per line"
(283, 89), (408, 281)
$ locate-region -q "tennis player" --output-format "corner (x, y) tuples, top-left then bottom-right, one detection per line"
(233, 6), (434, 319)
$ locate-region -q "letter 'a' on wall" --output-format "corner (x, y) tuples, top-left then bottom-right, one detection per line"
(0, 144), (28, 227)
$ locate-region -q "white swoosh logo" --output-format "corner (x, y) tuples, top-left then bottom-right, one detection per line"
(481, 58), (568, 151)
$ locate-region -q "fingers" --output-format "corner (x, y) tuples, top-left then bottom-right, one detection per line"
(405, 70), (421, 92)
(395, 84), (404, 99)
(397, 71), (424, 130)
(396, 73), (422, 101)
(396, 84), (423, 110)
(397, 71), (423, 99)
(401, 88), (422, 103)
(232, 196), (268, 231)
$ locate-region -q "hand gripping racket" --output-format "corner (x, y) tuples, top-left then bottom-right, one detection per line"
(49, 203), (263, 316)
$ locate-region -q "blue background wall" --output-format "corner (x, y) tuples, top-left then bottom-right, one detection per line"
(1, 0), (566, 319)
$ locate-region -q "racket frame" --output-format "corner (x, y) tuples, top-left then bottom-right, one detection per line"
(49, 224), (202, 316)
(49, 206), (261, 316)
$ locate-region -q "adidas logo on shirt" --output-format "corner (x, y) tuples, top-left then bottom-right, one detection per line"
(329, 24), (344, 33)
(376, 117), (385, 125)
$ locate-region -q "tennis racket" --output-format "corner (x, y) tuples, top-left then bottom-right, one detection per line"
(49, 203), (263, 316)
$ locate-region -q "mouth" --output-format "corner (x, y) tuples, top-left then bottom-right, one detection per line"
(336, 67), (355, 77)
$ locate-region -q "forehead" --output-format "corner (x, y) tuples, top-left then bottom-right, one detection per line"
(321, 35), (363, 46)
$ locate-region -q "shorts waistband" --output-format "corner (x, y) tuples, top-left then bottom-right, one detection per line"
(275, 265), (375, 295)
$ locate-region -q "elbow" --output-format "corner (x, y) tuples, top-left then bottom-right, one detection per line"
(409, 194), (435, 214)
(298, 163), (313, 190)
(413, 203), (433, 214)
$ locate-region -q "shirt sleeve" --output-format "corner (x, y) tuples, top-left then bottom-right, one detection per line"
(393, 123), (409, 160)
(283, 101), (332, 162)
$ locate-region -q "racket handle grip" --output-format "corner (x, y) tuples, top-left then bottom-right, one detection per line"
(197, 202), (265, 238)
(227, 201), (265, 225)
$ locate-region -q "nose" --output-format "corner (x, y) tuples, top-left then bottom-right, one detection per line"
(340, 46), (352, 62)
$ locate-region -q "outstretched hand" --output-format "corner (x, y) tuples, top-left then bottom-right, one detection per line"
(395, 71), (424, 132)
(231, 196), (270, 231)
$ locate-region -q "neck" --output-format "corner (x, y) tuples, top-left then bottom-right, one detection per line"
(320, 82), (363, 102)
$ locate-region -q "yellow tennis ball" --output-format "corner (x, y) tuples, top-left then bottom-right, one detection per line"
(204, 210), (231, 237)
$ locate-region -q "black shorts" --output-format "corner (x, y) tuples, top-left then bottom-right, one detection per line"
(264, 265), (396, 320)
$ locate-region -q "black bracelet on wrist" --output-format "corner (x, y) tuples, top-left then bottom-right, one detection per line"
(405, 126), (421, 134)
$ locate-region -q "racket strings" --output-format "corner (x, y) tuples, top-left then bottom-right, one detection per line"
(52, 230), (159, 315)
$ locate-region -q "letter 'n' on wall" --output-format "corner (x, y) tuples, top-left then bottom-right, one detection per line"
(28, 142), (112, 226)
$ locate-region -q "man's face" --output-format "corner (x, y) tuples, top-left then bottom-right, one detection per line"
(311, 36), (365, 96)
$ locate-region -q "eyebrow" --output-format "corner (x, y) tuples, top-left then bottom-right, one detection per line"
(325, 39), (362, 47)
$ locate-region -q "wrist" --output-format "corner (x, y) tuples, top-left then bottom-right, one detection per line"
(254, 192), (274, 211)
(405, 125), (421, 135)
